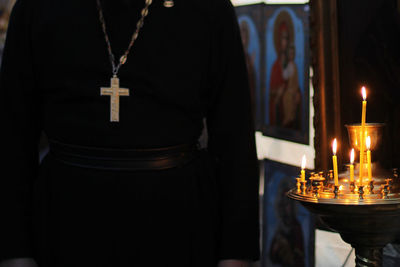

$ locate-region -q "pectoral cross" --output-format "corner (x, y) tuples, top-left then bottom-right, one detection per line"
(100, 75), (130, 122)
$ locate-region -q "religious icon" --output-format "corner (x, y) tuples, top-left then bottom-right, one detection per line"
(240, 20), (257, 123)
(263, 5), (310, 144)
(263, 160), (314, 267)
(0, 0), (16, 65)
(235, 4), (263, 131)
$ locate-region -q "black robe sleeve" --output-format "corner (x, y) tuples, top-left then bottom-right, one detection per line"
(0, 0), (40, 261)
(206, 0), (260, 261)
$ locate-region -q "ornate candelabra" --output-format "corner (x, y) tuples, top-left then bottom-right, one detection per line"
(288, 122), (400, 267)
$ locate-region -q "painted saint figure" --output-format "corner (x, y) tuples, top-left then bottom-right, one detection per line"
(269, 21), (288, 126)
(269, 16), (301, 130)
(282, 44), (301, 129)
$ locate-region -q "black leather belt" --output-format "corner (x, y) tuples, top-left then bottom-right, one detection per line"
(48, 139), (199, 171)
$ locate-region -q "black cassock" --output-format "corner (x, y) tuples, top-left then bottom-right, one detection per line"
(0, 0), (259, 266)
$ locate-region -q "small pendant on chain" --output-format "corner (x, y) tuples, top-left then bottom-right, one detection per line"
(120, 55), (127, 65)
(164, 0), (174, 8)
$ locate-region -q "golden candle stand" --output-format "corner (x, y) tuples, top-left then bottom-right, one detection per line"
(288, 123), (400, 267)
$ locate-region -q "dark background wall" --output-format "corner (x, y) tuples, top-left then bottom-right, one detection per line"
(337, 0), (400, 170)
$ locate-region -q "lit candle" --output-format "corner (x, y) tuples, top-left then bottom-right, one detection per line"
(359, 87), (367, 186)
(332, 139), (339, 186)
(366, 136), (372, 181)
(301, 155), (306, 182)
(350, 148), (355, 183)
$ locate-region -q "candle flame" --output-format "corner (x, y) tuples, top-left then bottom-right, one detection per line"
(362, 86), (367, 100)
(333, 138), (337, 155)
(301, 155), (306, 170)
(350, 148), (355, 164)
(366, 136), (371, 150)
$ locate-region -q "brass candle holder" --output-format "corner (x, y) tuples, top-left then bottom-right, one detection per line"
(300, 180), (307, 195)
(345, 123), (392, 180)
(350, 181), (356, 193)
(346, 123), (384, 152)
(288, 123), (400, 267)
(358, 185), (365, 200)
(310, 175), (325, 198)
(296, 177), (301, 193)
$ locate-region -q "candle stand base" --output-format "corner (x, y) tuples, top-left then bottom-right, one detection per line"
(354, 247), (382, 267)
(288, 190), (400, 267)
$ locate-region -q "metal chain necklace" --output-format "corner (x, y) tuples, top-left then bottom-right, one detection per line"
(96, 0), (153, 122)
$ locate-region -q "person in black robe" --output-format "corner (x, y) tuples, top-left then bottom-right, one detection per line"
(0, 0), (259, 267)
